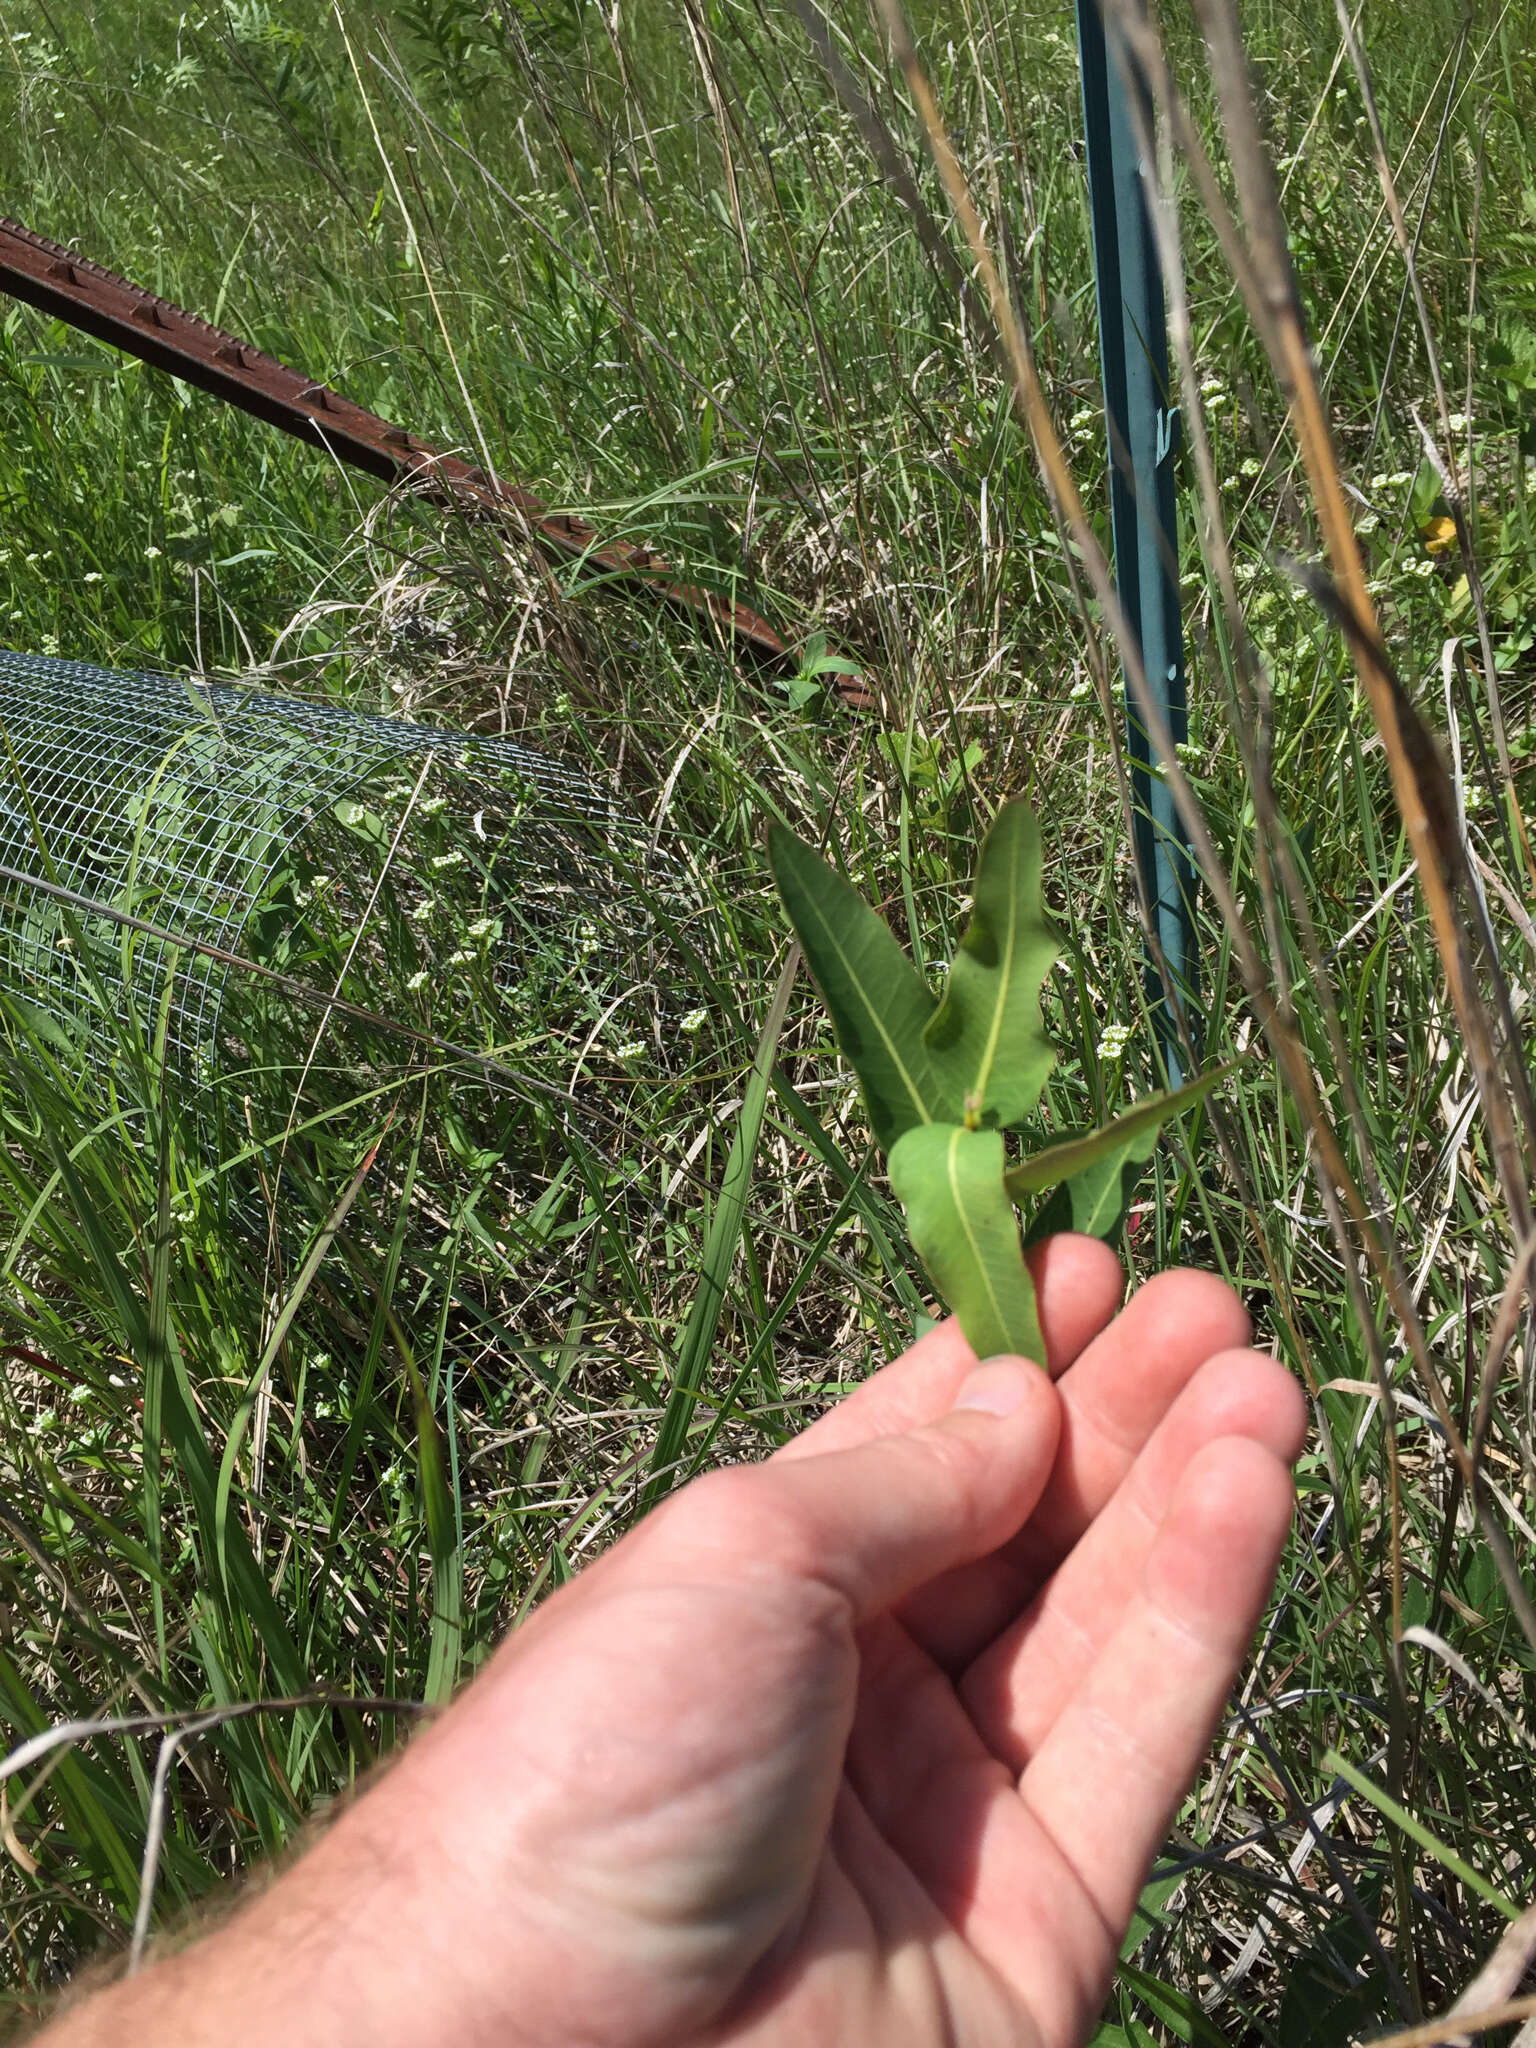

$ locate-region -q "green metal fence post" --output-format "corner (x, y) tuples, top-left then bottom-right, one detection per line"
(1075, 0), (1199, 1080)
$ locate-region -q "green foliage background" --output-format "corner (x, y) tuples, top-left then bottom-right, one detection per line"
(0, 0), (1535, 2040)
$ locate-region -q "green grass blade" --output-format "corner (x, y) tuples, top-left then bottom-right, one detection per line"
(326, 1100), (428, 1546)
(766, 1069), (926, 1322)
(1323, 1751), (1520, 1920)
(145, 1052), (175, 1679)
(214, 1131), (385, 1613)
(0, 1647), (144, 1912)
(644, 945), (800, 1504)
(391, 1307), (460, 1709)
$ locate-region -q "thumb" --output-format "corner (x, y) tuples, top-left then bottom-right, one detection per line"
(649, 1358), (1061, 1627)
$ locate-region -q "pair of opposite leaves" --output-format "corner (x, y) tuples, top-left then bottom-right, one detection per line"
(769, 801), (1223, 1366)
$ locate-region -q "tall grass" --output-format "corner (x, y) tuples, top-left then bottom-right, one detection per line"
(1, 0), (1535, 2039)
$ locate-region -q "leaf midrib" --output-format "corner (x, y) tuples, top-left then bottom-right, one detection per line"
(968, 826), (1025, 1111)
(946, 1126), (1009, 1340)
(801, 883), (934, 1128)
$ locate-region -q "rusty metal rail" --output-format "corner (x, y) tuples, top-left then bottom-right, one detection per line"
(0, 215), (874, 707)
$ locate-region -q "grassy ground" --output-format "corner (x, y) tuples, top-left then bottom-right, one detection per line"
(2, 0), (1536, 2037)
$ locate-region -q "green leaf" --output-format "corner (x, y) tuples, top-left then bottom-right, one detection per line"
(925, 801), (1058, 1129)
(1005, 1063), (1234, 1204)
(1088, 2026), (1133, 2048)
(1276, 1909), (1392, 2048)
(332, 795), (389, 847)
(795, 633), (864, 678)
(1067, 1128), (1157, 1237)
(888, 1122), (1044, 1363)
(1120, 1868), (1184, 1961)
(1118, 1962), (1234, 2048)
(0, 992), (81, 1058)
(1022, 1118), (1159, 1247)
(768, 825), (957, 1145)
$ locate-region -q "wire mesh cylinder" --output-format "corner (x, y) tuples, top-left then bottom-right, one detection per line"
(0, 649), (625, 1103)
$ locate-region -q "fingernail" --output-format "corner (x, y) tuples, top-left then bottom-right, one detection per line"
(950, 1358), (1031, 1417)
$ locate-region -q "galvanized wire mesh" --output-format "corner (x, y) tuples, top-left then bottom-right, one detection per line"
(0, 648), (621, 1087)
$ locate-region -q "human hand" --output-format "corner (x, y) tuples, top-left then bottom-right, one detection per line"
(46, 1241), (1305, 2048)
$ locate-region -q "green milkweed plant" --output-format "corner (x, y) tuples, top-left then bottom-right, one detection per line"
(769, 800), (1226, 1364)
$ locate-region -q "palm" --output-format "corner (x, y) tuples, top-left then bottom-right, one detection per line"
(707, 1613), (1066, 2048)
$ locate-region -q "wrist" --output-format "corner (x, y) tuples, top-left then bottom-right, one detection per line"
(36, 1697), (553, 2048)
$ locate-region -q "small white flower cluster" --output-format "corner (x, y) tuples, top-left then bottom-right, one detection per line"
(1369, 470), (1413, 490)
(1069, 677), (1093, 702)
(680, 1007), (708, 1034)
(406, 970), (428, 991)
(613, 1038), (646, 1060)
(1097, 1022), (1133, 1060)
